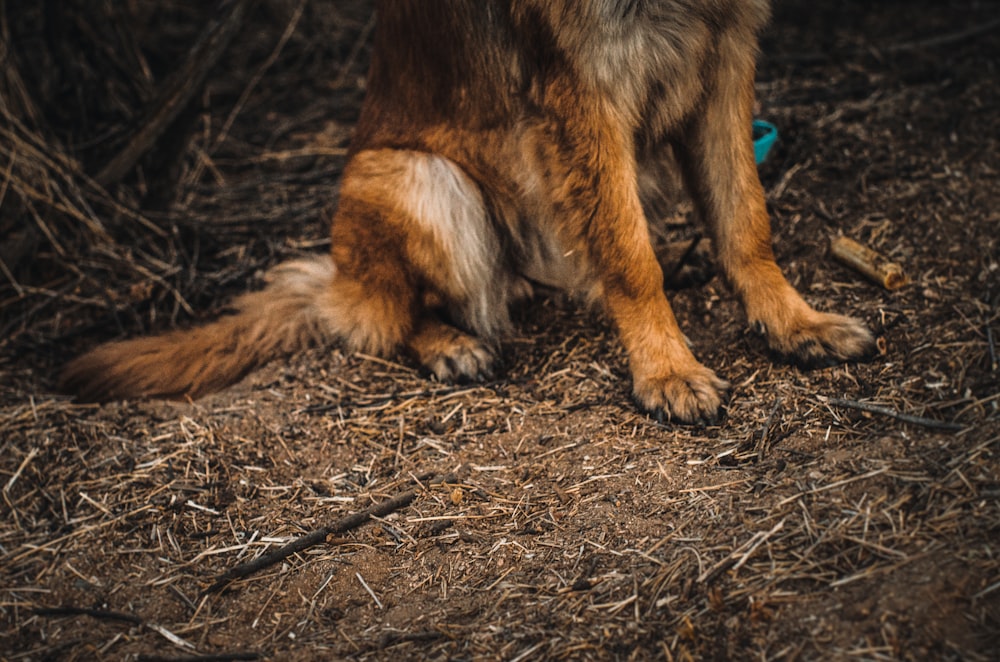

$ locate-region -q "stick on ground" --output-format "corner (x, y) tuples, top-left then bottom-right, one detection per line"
(830, 236), (908, 290)
(827, 398), (964, 432)
(204, 473), (455, 594)
(34, 606), (143, 625)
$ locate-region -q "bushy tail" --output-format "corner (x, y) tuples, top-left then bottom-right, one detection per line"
(60, 255), (341, 401)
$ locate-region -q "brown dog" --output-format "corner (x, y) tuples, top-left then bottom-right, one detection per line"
(61, 0), (875, 423)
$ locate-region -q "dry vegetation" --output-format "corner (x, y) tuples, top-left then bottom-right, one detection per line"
(1, 1), (998, 660)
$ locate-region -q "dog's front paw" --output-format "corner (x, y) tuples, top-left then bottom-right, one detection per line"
(759, 310), (876, 368)
(633, 363), (730, 425)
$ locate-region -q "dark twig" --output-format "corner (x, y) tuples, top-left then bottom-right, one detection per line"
(137, 654), (261, 662)
(883, 17), (1000, 53)
(210, 0), (307, 153)
(987, 324), (997, 373)
(34, 606), (143, 625)
(378, 630), (447, 650)
(95, 0), (254, 187)
(31, 603), (259, 661)
(827, 398), (965, 432)
(756, 397), (782, 462)
(204, 473), (455, 594)
(774, 17), (1000, 64)
(662, 233), (704, 287)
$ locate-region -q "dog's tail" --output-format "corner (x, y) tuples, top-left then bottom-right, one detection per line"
(60, 255), (380, 402)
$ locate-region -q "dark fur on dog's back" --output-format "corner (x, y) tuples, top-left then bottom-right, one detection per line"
(62, 0), (875, 421)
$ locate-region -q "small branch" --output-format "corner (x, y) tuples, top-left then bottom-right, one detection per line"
(3, 446), (38, 493)
(211, 0), (306, 152)
(137, 654), (262, 662)
(883, 17), (1000, 54)
(775, 17), (1000, 63)
(355, 572), (383, 609)
(204, 474), (454, 594)
(827, 398), (964, 432)
(378, 630), (447, 650)
(95, 0), (254, 187)
(698, 519), (786, 584)
(756, 397), (782, 462)
(34, 606), (142, 625)
(661, 233), (704, 287)
(987, 324), (997, 373)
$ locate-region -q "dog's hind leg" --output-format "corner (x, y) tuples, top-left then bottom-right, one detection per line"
(332, 148), (512, 382)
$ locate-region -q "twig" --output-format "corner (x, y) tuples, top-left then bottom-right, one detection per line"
(137, 653), (261, 662)
(698, 519), (786, 584)
(377, 631), (447, 650)
(756, 398), (782, 462)
(987, 324), (997, 373)
(3, 447), (38, 493)
(732, 519), (786, 572)
(211, 0), (307, 152)
(883, 17), (1000, 53)
(34, 606), (142, 625)
(204, 473), (455, 594)
(771, 160), (807, 199)
(95, 0), (254, 186)
(34, 605), (261, 660)
(777, 468), (888, 507)
(827, 398), (965, 432)
(355, 572), (383, 609)
(147, 624), (196, 650)
(774, 17), (1000, 63)
(661, 233), (703, 286)
(332, 11), (376, 90)
(973, 578), (1000, 601)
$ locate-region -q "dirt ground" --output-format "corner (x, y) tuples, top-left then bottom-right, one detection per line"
(1, 1), (998, 660)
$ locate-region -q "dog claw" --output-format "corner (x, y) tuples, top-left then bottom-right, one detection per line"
(634, 364), (729, 427)
(767, 312), (876, 369)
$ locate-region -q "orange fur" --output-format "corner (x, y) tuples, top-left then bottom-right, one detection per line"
(62, 0), (875, 421)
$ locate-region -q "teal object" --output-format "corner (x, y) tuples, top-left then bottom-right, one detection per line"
(752, 120), (778, 164)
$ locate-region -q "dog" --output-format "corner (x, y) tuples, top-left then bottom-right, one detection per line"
(61, 0), (876, 423)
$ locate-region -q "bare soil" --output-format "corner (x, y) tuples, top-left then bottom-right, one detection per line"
(1, 1), (998, 660)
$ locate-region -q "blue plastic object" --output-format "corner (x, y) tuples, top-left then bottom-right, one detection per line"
(752, 120), (778, 165)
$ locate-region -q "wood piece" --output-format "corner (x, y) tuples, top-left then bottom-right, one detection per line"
(34, 606), (142, 625)
(204, 473), (455, 594)
(830, 236), (908, 290)
(827, 397), (964, 432)
(136, 652), (261, 662)
(95, 0), (254, 187)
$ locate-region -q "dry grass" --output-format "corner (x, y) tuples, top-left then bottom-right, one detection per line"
(2, 0), (999, 660)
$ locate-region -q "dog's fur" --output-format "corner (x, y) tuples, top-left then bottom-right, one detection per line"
(61, 0), (876, 423)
